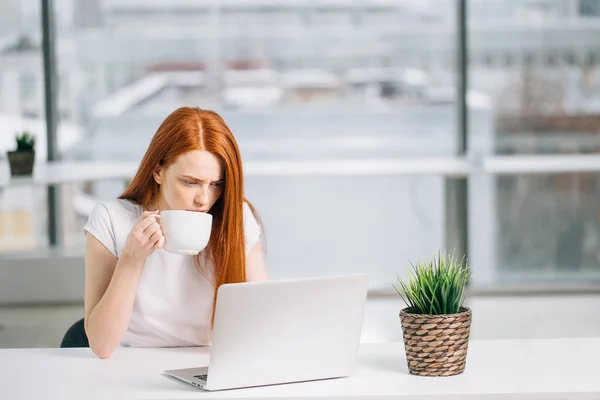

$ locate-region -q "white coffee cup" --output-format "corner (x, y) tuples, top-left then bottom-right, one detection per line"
(158, 210), (213, 255)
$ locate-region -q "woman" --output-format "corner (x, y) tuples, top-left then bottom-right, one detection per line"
(82, 107), (267, 359)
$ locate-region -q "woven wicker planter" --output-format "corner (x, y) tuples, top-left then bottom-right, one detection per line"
(399, 307), (472, 377)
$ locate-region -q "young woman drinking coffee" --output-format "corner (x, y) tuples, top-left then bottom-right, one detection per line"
(81, 107), (267, 359)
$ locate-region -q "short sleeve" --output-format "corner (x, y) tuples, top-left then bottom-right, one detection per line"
(243, 202), (261, 253)
(83, 203), (118, 257)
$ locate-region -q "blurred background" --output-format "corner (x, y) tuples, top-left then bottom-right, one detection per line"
(1, 0), (599, 348)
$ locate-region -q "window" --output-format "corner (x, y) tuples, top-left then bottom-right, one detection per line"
(52, 0), (458, 287)
(468, 0), (600, 286)
(8, 0), (598, 295)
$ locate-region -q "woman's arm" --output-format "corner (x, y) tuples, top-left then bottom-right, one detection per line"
(246, 240), (268, 281)
(84, 211), (164, 359)
(84, 235), (144, 358)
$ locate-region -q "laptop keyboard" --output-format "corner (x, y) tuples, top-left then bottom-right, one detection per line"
(193, 374), (208, 381)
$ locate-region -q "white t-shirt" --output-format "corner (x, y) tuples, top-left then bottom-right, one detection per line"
(83, 198), (261, 348)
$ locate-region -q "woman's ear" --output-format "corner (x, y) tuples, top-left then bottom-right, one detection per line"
(153, 166), (163, 185)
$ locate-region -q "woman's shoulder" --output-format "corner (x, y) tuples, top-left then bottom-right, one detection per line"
(84, 198), (142, 257)
(86, 198), (142, 236)
(242, 201), (258, 226)
(242, 201), (261, 251)
(93, 198), (142, 221)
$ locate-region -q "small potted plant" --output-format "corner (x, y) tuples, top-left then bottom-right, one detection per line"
(7, 131), (36, 176)
(393, 251), (472, 377)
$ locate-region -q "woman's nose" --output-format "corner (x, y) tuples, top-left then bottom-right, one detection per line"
(195, 185), (209, 206)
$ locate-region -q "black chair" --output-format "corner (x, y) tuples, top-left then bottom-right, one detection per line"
(60, 318), (89, 348)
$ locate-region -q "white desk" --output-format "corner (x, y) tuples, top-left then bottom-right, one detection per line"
(1, 338), (599, 400)
(3, 155), (600, 189)
(0, 158), (471, 189)
(0, 158), (469, 189)
(0, 161), (139, 188)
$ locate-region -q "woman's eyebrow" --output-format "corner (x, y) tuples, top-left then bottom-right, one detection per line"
(181, 175), (224, 183)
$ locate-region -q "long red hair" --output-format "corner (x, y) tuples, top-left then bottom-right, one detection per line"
(119, 106), (260, 325)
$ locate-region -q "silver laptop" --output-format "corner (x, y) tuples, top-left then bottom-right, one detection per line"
(164, 273), (369, 391)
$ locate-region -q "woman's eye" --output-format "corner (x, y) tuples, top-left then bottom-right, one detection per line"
(184, 180), (196, 185)
(212, 182), (224, 188)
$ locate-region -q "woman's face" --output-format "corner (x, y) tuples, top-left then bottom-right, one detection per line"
(153, 150), (224, 212)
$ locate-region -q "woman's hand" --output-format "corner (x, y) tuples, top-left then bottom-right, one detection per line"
(121, 210), (164, 264)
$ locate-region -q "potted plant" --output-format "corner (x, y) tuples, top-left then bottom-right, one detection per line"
(393, 251), (472, 377)
(7, 131), (36, 176)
